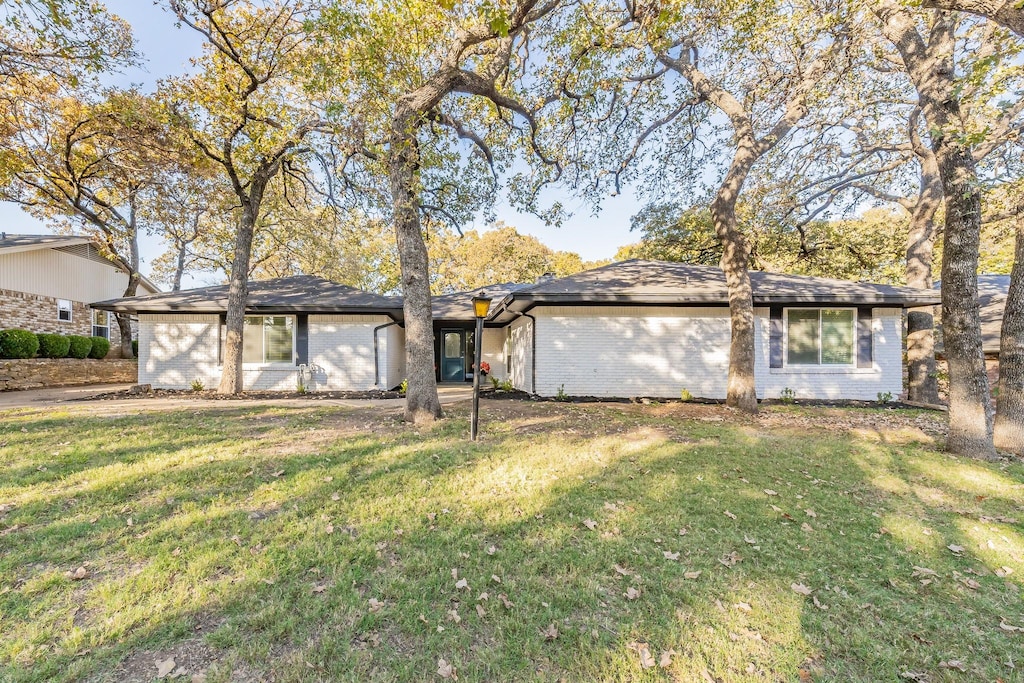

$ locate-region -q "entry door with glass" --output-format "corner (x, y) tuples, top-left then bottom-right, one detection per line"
(440, 329), (466, 381)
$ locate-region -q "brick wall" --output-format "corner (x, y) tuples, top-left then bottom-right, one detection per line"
(139, 313), (399, 391)
(512, 305), (905, 401)
(0, 358), (137, 391)
(0, 288), (126, 355)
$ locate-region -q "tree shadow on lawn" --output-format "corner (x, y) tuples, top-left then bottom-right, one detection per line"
(1, 403), (1022, 682)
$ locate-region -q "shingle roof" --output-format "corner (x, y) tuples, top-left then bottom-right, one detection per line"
(92, 275), (403, 316)
(432, 283), (530, 321)
(488, 260), (941, 322)
(0, 233), (94, 254)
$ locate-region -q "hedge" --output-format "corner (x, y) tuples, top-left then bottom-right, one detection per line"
(0, 329), (40, 359)
(67, 335), (94, 359)
(37, 333), (71, 359)
(88, 336), (110, 359)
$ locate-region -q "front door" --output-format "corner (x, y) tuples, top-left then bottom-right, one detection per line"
(440, 329), (465, 382)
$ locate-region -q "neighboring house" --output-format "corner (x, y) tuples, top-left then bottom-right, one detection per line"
(0, 233), (159, 354)
(94, 260), (940, 399)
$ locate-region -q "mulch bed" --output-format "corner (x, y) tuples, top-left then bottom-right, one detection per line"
(77, 388), (404, 401)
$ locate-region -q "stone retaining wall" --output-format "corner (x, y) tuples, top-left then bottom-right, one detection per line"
(0, 358), (137, 391)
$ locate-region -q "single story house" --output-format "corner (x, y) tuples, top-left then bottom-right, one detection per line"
(93, 260), (941, 400)
(0, 233), (160, 354)
(934, 275), (1009, 358)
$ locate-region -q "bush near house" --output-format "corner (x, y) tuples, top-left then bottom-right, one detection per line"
(36, 333), (72, 359)
(66, 335), (94, 359)
(0, 329), (39, 359)
(88, 336), (110, 359)
(132, 339), (138, 357)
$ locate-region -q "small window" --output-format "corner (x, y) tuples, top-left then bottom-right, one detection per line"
(91, 309), (110, 339)
(786, 309), (855, 366)
(57, 299), (72, 322)
(240, 316), (294, 364)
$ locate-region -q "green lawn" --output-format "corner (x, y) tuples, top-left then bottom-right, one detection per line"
(0, 400), (1022, 682)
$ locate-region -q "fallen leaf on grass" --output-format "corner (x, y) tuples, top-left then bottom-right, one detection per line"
(791, 583), (812, 596)
(476, 604), (486, 618)
(624, 587), (641, 600)
(663, 551), (679, 561)
(437, 658), (457, 680)
(812, 595), (828, 610)
(804, 509), (817, 518)
(801, 523), (814, 532)
(497, 593), (514, 609)
(542, 623), (558, 640)
(719, 552), (741, 567)
(271, 470), (285, 477)
(764, 489), (778, 496)
(155, 658), (175, 679)
(999, 620), (1022, 632)
(447, 609), (461, 624)
(491, 574), (502, 584)
(684, 570), (702, 580)
(659, 649), (677, 668)
(939, 660), (967, 672)
(614, 564), (631, 576)
(312, 583), (329, 594)
(724, 510), (737, 520)
(911, 566), (937, 578)
(455, 578), (469, 590)
(325, 524), (334, 534)
(368, 598), (385, 613)
(629, 642), (656, 669)
(191, 673), (207, 683)
(583, 519), (598, 530)
(962, 578), (981, 590)
(948, 544), (965, 555)
(65, 566), (89, 581)
(995, 566), (1014, 578)
(331, 493), (341, 501)
(486, 545), (497, 555)
(734, 602), (751, 612)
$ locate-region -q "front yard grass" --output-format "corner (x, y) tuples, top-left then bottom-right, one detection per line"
(0, 400), (1022, 682)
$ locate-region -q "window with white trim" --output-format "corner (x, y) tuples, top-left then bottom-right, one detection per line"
(57, 299), (73, 322)
(242, 316), (294, 364)
(786, 309), (855, 366)
(91, 309), (110, 338)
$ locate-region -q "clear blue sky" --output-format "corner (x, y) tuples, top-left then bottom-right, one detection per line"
(0, 0), (644, 283)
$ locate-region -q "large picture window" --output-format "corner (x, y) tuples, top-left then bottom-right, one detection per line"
(786, 309), (855, 366)
(242, 316), (294, 364)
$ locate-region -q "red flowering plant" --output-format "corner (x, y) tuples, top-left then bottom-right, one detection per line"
(474, 361), (491, 376)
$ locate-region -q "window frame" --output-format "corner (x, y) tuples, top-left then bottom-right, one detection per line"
(228, 315), (296, 366)
(91, 308), (110, 339)
(57, 299), (73, 322)
(783, 307), (857, 368)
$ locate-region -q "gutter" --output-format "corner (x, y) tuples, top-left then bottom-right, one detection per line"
(373, 320), (399, 388)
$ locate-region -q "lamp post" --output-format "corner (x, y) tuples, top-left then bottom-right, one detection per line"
(471, 291), (491, 441)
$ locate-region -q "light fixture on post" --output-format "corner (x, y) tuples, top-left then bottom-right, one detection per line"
(471, 290), (491, 441)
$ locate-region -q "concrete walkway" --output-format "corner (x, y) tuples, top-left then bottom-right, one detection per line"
(0, 383), (134, 409)
(0, 383), (474, 414)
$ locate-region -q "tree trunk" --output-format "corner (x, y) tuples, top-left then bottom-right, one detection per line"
(905, 159), (942, 404)
(875, 5), (995, 458)
(173, 242), (187, 292)
(116, 272), (141, 359)
(218, 192), (262, 395)
(711, 152), (758, 414)
(994, 220), (1024, 454)
(389, 118), (442, 423)
(935, 135), (995, 457)
(921, 0), (1024, 37)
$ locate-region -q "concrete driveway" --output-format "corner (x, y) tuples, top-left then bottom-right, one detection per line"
(0, 383), (135, 409)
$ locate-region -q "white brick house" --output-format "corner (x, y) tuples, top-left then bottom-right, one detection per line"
(94, 261), (939, 400)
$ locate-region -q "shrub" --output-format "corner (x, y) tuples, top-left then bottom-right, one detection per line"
(37, 333), (71, 358)
(780, 387), (797, 404)
(680, 388), (694, 402)
(66, 335), (93, 359)
(191, 378), (205, 392)
(88, 336), (110, 359)
(0, 329), (39, 359)
(132, 339), (139, 356)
